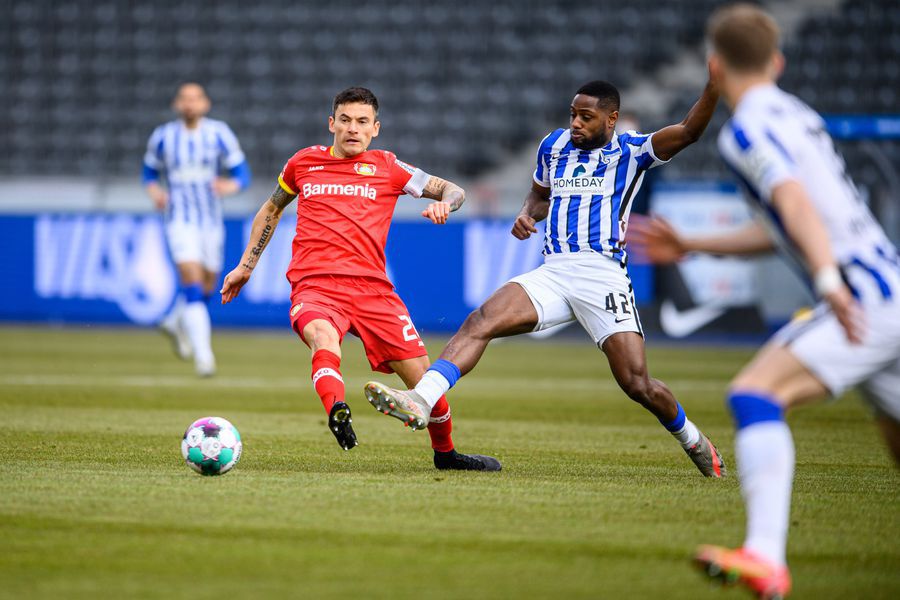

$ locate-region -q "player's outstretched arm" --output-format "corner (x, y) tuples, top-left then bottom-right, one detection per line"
(420, 176), (465, 225)
(628, 215), (774, 264)
(220, 185), (296, 304)
(770, 180), (864, 343)
(511, 181), (551, 240)
(650, 67), (720, 161)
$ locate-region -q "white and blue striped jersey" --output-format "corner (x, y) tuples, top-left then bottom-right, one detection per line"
(143, 118), (247, 227)
(533, 128), (667, 263)
(718, 84), (900, 305)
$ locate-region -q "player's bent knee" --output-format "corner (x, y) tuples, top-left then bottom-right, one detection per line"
(302, 320), (340, 351)
(619, 373), (652, 403)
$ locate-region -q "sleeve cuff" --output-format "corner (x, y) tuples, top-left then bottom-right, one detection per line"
(646, 132), (671, 167)
(403, 168), (430, 198)
(223, 151), (247, 169)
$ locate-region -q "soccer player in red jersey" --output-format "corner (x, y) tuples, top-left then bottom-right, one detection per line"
(220, 87), (500, 471)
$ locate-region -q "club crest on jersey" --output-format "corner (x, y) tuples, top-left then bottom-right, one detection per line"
(354, 162), (377, 176)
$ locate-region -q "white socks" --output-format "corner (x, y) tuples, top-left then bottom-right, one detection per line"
(414, 370), (450, 409)
(736, 421), (795, 567)
(671, 418), (702, 449)
(182, 301), (214, 366)
(161, 295), (186, 331)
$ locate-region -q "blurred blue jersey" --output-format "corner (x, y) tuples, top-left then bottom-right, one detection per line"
(143, 118), (248, 227)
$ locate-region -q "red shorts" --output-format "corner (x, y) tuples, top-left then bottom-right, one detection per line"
(289, 275), (427, 374)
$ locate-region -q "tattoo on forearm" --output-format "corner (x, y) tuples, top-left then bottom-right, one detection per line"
(422, 176), (446, 200)
(270, 186), (296, 210)
(444, 188), (465, 212)
(241, 215), (275, 270)
(423, 176), (465, 211)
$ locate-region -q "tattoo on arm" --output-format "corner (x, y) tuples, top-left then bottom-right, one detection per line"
(269, 185), (297, 210)
(422, 176), (466, 211)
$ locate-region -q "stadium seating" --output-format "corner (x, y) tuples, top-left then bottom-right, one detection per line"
(662, 0), (899, 195)
(3, 0), (723, 179)
(3, 0), (896, 190)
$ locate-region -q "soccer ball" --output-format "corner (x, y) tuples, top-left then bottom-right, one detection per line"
(181, 417), (242, 476)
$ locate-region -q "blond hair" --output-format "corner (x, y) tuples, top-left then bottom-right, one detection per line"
(707, 3), (780, 73)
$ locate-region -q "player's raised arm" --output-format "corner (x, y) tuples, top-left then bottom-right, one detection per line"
(650, 67), (720, 161)
(420, 175), (465, 225)
(511, 181), (551, 240)
(220, 185), (296, 304)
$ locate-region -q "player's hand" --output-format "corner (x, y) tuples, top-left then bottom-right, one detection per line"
(627, 214), (687, 265)
(422, 201), (452, 225)
(148, 186), (169, 212)
(511, 214), (538, 239)
(213, 177), (241, 198)
(220, 266), (252, 305)
(825, 286), (865, 344)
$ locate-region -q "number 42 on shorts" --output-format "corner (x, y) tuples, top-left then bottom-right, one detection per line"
(604, 292), (632, 317)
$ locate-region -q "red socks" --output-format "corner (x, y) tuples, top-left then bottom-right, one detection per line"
(312, 350), (452, 451)
(311, 350), (344, 414)
(427, 395), (454, 452)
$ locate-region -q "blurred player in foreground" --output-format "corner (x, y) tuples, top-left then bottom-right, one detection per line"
(220, 87), (500, 471)
(143, 83), (251, 377)
(628, 5), (900, 598)
(366, 76), (726, 476)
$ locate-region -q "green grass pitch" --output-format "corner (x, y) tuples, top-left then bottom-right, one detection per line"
(0, 325), (897, 599)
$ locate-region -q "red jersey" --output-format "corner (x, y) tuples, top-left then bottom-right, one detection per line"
(277, 145), (429, 285)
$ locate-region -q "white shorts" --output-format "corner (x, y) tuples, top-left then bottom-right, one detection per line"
(509, 253), (642, 347)
(773, 300), (900, 421)
(165, 220), (225, 273)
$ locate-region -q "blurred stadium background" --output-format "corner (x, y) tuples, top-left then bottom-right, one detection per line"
(1, 0), (897, 336)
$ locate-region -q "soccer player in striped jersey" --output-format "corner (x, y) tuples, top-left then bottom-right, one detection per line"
(365, 76), (726, 476)
(143, 83), (251, 377)
(628, 5), (900, 598)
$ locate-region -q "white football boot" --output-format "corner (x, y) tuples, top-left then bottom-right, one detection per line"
(364, 381), (430, 430)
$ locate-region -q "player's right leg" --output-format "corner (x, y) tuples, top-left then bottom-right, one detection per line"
(289, 285), (357, 451)
(300, 318), (357, 451)
(163, 220), (215, 376)
(364, 278), (555, 424)
(859, 356), (900, 465)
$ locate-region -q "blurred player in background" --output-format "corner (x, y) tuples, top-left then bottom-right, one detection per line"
(220, 87), (500, 471)
(366, 76), (726, 477)
(628, 5), (900, 598)
(143, 83), (251, 377)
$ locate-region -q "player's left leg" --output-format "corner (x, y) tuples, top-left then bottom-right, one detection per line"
(365, 280), (552, 429)
(388, 356), (501, 471)
(698, 303), (899, 597)
(176, 260), (216, 377)
(602, 332), (725, 477)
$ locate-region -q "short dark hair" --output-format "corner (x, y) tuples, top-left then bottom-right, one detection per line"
(332, 86), (379, 115)
(707, 4), (780, 73)
(575, 81), (620, 112)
